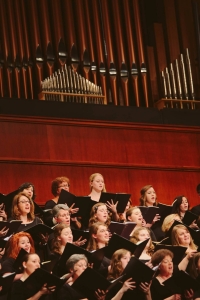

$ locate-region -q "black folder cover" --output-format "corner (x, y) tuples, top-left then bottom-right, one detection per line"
(122, 256), (155, 284)
(109, 221), (136, 239)
(154, 244), (187, 265)
(100, 192), (131, 213)
(53, 242), (107, 276)
(0, 220), (22, 238)
(22, 268), (65, 298)
(163, 270), (199, 293)
(58, 189), (95, 218)
(106, 233), (149, 259)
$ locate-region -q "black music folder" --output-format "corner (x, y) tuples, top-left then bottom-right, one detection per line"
(157, 202), (173, 222)
(72, 268), (126, 298)
(53, 242), (107, 277)
(71, 228), (89, 249)
(138, 206), (160, 224)
(105, 232), (149, 259)
(182, 210), (198, 226)
(22, 268), (65, 298)
(99, 192), (131, 213)
(24, 223), (54, 243)
(13, 248), (28, 272)
(163, 270), (199, 294)
(58, 189), (95, 218)
(109, 221), (136, 239)
(0, 272), (16, 295)
(154, 244), (187, 265)
(0, 190), (19, 217)
(71, 267), (111, 299)
(0, 220), (22, 238)
(122, 256), (155, 285)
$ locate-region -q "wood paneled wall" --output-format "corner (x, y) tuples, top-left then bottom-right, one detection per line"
(0, 115), (199, 207)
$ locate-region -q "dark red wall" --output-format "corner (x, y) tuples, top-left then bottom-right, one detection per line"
(0, 115), (199, 207)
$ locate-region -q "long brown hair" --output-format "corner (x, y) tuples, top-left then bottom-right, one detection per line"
(51, 223), (71, 255)
(139, 185), (157, 206)
(107, 249), (131, 280)
(11, 192), (35, 221)
(88, 202), (111, 227)
(86, 222), (108, 251)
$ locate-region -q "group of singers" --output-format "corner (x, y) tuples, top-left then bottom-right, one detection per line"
(0, 173), (199, 300)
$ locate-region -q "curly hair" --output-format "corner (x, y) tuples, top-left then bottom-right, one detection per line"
(51, 223), (71, 255)
(130, 227), (154, 256)
(107, 249), (131, 280)
(89, 173), (106, 192)
(139, 185), (157, 206)
(151, 249), (173, 267)
(88, 202), (111, 227)
(11, 192), (35, 221)
(51, 177), (70, 197)
(5, 232), (35, 259)
(86, 222), (108, 251)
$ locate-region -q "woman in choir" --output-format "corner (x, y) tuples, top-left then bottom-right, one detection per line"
(9, 192), (43, 232)
(0, 232), (35, 278)
(89, 173), (106, 202)
(44, 176), (70, 210)
(106, 248), (152, 300)
(139, 185), (160, 223)
(88, 173), (120, 222)
(51, 223), (87, 257)
(172, 195), (199, 229)
(88, 203), (111, 227)
(187, 252), (200, 299)
(125, 206), (156, 241)
(171, 224), (198, 254)
(86, 222), (110, 251)
(18, 182), (36, 201)
(130, 227), (154, 262)
(10, 253), (55, 300)
(150, 249), (194, 300)
(118, 199), (133, 223)
(161, 214), (182, 233)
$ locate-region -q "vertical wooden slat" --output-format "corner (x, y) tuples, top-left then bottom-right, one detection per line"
(123, 0), (139, 107)
(27, 0), (44, 96)
(175, 0), (199, 99)
(132, 0), (149, 107)
(38, 0), (55, 76)
(62, 0), (79, 71)
(111, 0), (129, 106)
(100, 0), (118, 105)
(14, 1), (28, 99)
(49, 0), (67, 70)
(74, 0), (90, 80)
(91, 0), (107, 104)
(0, 0), (13, 98)
(20, 0), (33, 99)
(84, 0), (97, 85)
(163, 0), (180, 62)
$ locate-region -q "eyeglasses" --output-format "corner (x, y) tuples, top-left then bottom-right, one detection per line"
(58, 184), (70, 188)
(18, 200), (31, 204)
